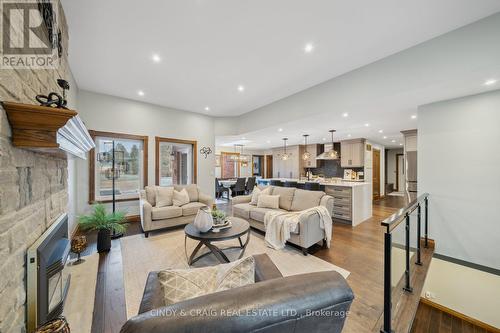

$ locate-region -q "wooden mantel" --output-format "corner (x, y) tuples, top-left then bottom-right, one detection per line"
(2, 101), (95, 158)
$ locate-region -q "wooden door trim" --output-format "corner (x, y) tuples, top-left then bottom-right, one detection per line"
(372, 148), (381, 200)
(395, 153), (404, 191)
(155, 136), (197, 185)
(88, 130), (148, 204)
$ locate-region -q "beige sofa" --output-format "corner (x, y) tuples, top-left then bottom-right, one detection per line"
(232, 186), (333, 255)
(139, 184), (213, 237)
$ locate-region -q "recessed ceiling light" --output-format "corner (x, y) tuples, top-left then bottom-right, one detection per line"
(152, 53), (161, 63)
(383, 136), (387, 139)
(204, 106), (210, 111)
(399, 143), (403, 146)
(266, 140), (271, 144)
(278, 128), (283, 132)
(364, 123), (370, 127)
(237, 85), (245, 92)
(322, 138), (326, 141)
(347, 134), (352, 138)
(391, 139), (396, 143)
(342, 112), (349, 117)
(304, 43), (314, 53)
(137, 90), (145, 96)
(241, 137), (246, 140)
(411, 115), (417, 119)
(484, 79), (497, 86)
(378, 129), (383, 133)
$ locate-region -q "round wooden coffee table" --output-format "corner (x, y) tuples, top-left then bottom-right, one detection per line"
(184, 217), (250, 265)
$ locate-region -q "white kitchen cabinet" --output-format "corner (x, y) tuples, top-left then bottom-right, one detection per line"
(272, 146), (300, 178)
(341, 139), (365, 167)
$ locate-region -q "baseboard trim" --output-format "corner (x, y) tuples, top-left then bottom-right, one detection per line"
(125, 215), (140, 223)
(420, 297), (500, 332)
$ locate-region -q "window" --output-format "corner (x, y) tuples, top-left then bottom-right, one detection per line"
(155, 137), (197, 186)
(89, 131), (148, 203)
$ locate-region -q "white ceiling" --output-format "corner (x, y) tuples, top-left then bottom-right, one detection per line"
(63, 0), (500, 118)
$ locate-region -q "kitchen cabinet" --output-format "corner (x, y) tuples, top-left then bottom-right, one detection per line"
(272, 146), (300, 179)
(324, 183), (372, 226)
(341, 139), (365, 167)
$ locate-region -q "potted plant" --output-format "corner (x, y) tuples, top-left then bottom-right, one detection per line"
(78, 204), (127, 253)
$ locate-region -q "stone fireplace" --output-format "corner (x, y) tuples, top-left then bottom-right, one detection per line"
(0, 1), (75, 331)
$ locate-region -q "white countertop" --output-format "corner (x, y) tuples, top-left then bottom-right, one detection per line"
(260, 178), (371, 187)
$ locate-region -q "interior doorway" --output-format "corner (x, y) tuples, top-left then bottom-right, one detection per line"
(373, 148), (381, 200)
(265, 155), (273, 178)
(396, 153), (405, 192)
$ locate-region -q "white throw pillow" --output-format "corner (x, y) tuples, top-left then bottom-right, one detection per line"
(173, 188), (190, 206)
(250, 186), (271, 206)
(155, 186), (174, 207)
(158, 256), (255, 306)
(257, 194), (280, 209)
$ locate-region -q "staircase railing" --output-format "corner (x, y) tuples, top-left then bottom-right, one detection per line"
(380, 193), (430, 333)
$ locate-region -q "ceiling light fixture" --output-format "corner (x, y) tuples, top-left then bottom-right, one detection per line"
(280, 138), (291, 161)
(484, 79), (497, 86)
(204, 106), (210, 111)
(391, 139), (396, 143)
(399, 143), (403, 146)
(152, 54), (161, 63)
(237, 85), (245, 92)
(378, 129), (383, 133)
(411, 115), (417, 119)
(347, 134), (352, 138)
(322, 138), (326, 141)
(326, 130), (339, 159)
(304, 43), (314, 53)
(278, 128), (283, 132)
(383, 136), (387, 139)
(302, 134), (311, 160)
(364, 123), (370, 127)
(342, 112), (349, 117)
(230, 144), (249, 163)
(138, 90), (145, 96)
(266, 140), (271, 144)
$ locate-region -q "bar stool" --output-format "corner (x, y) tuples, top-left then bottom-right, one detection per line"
(270, 180), (283, 187)
(304, 182), (320, 191)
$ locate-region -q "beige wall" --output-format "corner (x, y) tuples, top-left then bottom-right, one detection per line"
(75, 90), (216, 217)
(422, 259), (500, 328)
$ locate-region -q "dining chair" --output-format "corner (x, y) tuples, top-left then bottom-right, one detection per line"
(215, 178), (229, 199)
(230, 178), (246, 197)
(245, 177), (256, 194)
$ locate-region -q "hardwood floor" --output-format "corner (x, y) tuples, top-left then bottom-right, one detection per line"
(411, 302), (496, 333)
(81, 195), (487, 333)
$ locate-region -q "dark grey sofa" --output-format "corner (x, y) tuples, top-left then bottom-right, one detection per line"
(120, 254), (354, 333)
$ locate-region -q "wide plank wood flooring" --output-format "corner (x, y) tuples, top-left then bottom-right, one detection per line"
(83, 195), (487, 333)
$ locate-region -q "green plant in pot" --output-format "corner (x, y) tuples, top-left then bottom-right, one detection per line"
(78, 204), (127, 253)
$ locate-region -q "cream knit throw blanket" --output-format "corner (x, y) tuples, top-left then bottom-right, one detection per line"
(263, 206), (332, 250)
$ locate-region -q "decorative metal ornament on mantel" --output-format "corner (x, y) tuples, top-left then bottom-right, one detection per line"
(302, 134), (311, 160)
(280, 138), (291, 161)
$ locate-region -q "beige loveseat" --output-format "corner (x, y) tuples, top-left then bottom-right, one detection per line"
(232, 186), (333, 255)
(139, 184), (213, 237)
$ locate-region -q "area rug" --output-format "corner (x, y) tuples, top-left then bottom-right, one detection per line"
(63, 253), (99, 333)
(121, 229), (350, 318)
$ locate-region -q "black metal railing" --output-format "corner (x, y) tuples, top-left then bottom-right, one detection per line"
(380, 193), (430, 333)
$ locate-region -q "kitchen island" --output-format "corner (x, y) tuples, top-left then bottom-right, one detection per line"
(257, 178), (372, 226)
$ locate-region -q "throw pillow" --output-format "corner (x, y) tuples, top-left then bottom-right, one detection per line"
(257, 194), (280, 209)
(158, 256), (255, 306)
(173, 188), (190, 206)
(250, 186), (271, 206)
(155, 186), (174, 207)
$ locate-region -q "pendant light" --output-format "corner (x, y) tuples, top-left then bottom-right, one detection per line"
(326, 130), (339, 159)
(230, 144), (249, 162)
(281, 138), (291, 161)
(302, 134), (311, 160)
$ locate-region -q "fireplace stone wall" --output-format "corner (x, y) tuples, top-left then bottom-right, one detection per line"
(0, 1), (74, 331)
